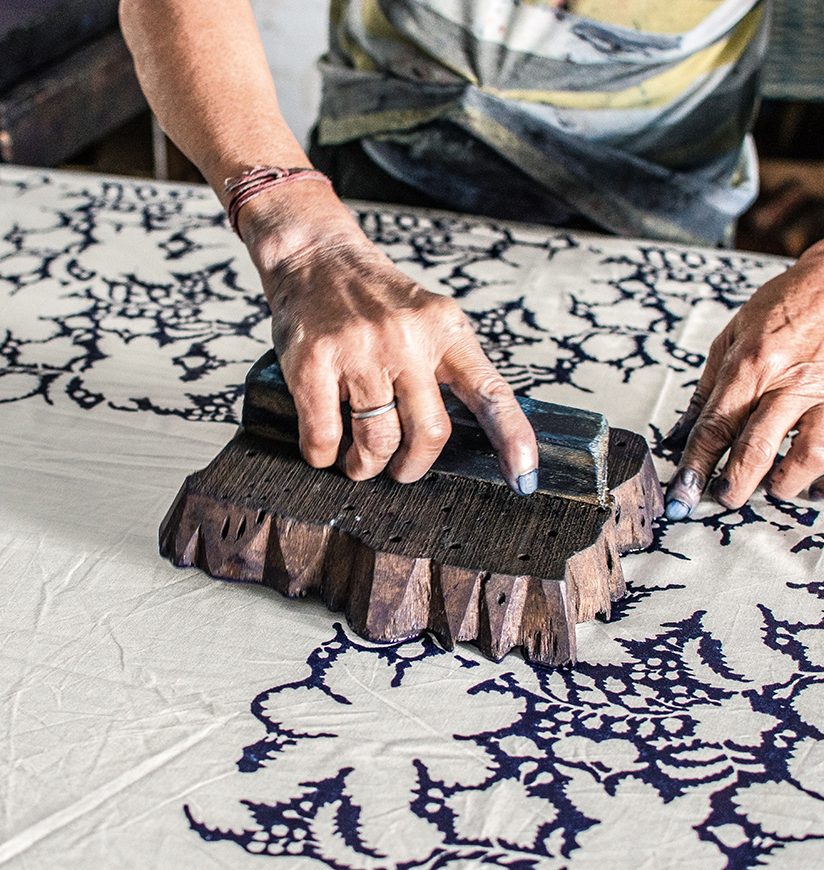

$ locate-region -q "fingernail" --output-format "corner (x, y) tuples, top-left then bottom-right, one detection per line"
(664, 467), (704, 518)
(664, 499), (691, 521)
(516, 469), (538, 496)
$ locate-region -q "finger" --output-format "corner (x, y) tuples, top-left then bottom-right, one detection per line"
(438, 340), (538, 496)
(810, 474), (824, 502)
(342, 374), (402, 481)
(663, 328), (732, 450)
(766, 403), (824, 500)
(664, 353), (758, 520)
(712, 393), (808, 509)
(288, 362), (343, 468)
(387, 373), (451, 483)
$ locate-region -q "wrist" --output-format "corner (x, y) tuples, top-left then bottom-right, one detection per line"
(237, 180), (366, 275)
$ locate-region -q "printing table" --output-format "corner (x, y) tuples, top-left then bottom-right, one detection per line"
(1, 166), (822, 868)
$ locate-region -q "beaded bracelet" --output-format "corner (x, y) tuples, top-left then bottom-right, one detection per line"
(224, 165), (332, 240)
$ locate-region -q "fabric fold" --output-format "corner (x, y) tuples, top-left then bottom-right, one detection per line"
(319, 0), (769, 243)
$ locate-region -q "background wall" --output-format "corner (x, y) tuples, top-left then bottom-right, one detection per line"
(250, 0), (330, 150)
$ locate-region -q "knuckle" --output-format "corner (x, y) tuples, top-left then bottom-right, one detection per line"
(282, 336), (334, 378)
(690, 411), (737, 452)
(306, 334), (336, 360)
(301, 422), (342, 456)
(750, 343), (787, 376)
(428, 292), (460, 315)
(432, 297), (473, 335)
(359, 424), (401, 459)
(478, 374), (516, 407)
(417, 415), (452, 450)
(734, 434), (776, 469)
(721, 352), (757, 386)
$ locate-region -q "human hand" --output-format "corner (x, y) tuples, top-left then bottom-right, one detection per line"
(239, 185), (539, 494)
(664, 241), (824, 519)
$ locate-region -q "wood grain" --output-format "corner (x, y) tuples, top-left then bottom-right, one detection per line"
(243, 351), (610, 506)
(159, 427), (662, 666)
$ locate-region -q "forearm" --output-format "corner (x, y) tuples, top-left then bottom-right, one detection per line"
(120, 0), (361, 275)
(119, 0), (307, 200)
(120, 2), (539, 493)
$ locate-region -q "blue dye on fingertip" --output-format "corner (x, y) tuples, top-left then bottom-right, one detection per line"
(517, 469), (538, 496)
(711, 477), (731, 498)
(664, 498), (691, 521)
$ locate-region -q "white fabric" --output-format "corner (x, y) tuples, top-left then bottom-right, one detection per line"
(0, 166), (822, 868)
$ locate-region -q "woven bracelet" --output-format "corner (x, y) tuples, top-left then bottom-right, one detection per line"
(224, 165), (332, 240)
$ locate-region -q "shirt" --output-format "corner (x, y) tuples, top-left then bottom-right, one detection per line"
(317, 0), (770, 244)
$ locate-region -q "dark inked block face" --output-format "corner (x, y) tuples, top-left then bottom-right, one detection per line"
(241, 350), (609, 506)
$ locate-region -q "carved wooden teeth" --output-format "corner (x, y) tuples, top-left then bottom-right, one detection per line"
(159, 428), (662, 667)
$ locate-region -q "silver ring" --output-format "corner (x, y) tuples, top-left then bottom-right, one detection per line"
(350, 399), (397, 420)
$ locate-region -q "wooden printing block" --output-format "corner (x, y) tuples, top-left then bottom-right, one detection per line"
(243, 352), (610, 507)
(159, 353), (663, 666)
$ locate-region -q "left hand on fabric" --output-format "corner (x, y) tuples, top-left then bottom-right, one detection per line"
(664, 240), (824, 520)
